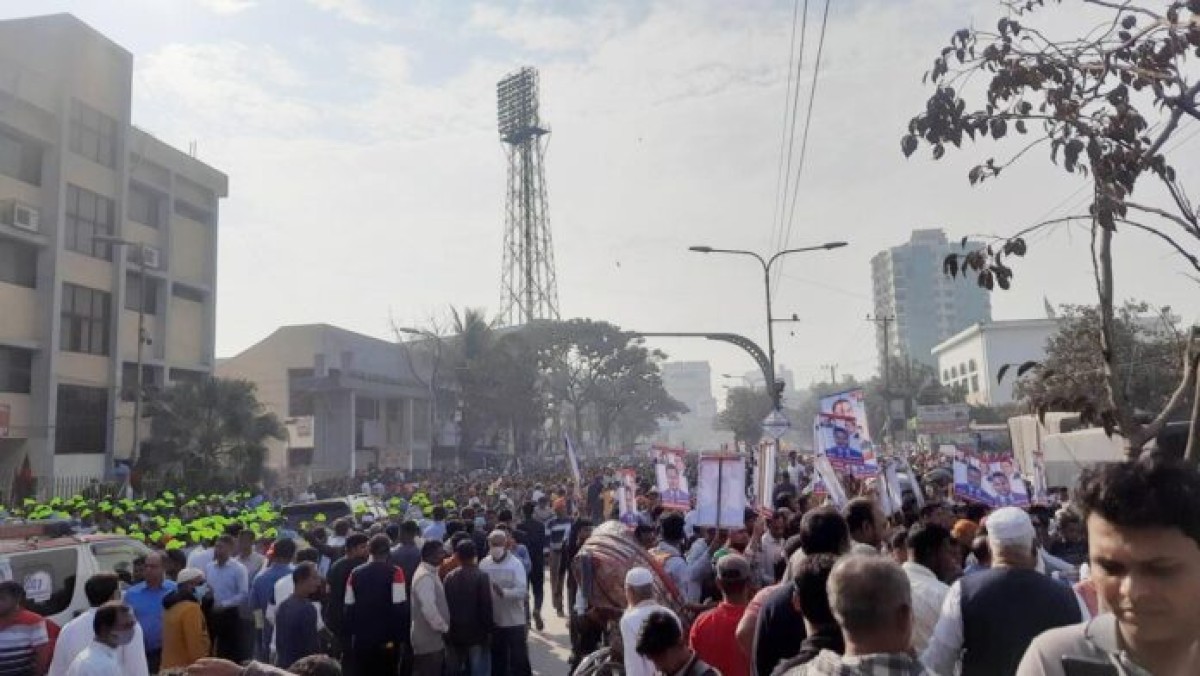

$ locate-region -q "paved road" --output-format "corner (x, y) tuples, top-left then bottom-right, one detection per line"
(529, 609), (574, 674)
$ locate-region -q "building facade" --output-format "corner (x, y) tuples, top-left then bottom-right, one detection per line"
(217, 324), (437, 486)
(871, 229), (992, 368)
(657, 361), (721, 449)
(931, 319), (1060, 406)
(0, 14), (227, 496)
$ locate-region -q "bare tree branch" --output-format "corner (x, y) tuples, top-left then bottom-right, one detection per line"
(1115, 218), (1200, 273)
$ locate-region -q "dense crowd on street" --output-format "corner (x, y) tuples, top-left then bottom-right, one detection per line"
(0, 449), (1197, 676)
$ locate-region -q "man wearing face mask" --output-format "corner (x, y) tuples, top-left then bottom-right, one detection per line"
(478, 530), (531, 675)
(65, 602), (138, 676)
(161, 568), (211, 670)
(50, 573), (149, 676)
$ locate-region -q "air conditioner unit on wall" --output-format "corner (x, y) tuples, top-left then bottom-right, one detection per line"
(1, 199), (39, 232)
(140, 245), (161, 269)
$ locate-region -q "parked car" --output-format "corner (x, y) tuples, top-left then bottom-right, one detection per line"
(280, 494), (389, 530)
(0, 523), (151, 626)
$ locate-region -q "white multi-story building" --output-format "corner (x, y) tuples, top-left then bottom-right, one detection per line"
(931, 319), (1059, 406)
(658, 361), (721, 449)
(871, 229), (992, 367)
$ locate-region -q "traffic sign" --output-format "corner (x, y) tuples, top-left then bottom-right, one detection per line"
(762, 410), (791, 439)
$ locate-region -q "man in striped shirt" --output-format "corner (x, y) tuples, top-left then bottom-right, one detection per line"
(344, 534), (410, 676)
(545, 500), (572, 617)
(0, 581), (51, 676)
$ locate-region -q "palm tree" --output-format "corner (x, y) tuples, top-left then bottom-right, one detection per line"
(143, 377), (284, 488)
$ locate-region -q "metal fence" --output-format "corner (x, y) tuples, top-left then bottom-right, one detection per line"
(0, 473), (121, 508)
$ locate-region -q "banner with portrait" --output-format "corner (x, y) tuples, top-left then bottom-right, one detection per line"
(695, 455), (745, 528)
(815, 412), (879, 478)
(953, 448), (1030, 507)
(652, 445), (690, 510)
(820, 388), (873, 446)
(617, 468), (639, 529)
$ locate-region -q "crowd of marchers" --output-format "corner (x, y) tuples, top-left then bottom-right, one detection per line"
(0, 453), (1196, 676)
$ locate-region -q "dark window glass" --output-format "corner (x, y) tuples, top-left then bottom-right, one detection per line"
(0, 238), (36, 288)
(171, 283), (205, 302)
(68, 99), (118, 168)
(0, 128), (41, 185)
(59, 283), (110, 355)
(124, 272), (158, 315)
(0, 347), (32, 393)
(121, 362), (158, 402)
(55, 384), (108, 454)
(64, 184), (115, 260)
(173, 199), (212, 225)
(169, 368), (205, 385)
(287, 368), (314, 417)
(127, 184), (161, 228)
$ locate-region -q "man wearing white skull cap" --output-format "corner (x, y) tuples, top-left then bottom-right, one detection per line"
(619, 567), (679, 676)
(921, 508), (1083, 676)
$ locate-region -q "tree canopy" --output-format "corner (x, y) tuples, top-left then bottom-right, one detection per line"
(903, 0), (1200, 455)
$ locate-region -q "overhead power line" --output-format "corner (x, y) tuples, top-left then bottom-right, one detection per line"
(768, 0), (810, 260)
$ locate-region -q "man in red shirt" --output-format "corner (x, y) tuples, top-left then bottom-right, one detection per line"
(0, 580), (51, 676)
(689, 553), (754, 676)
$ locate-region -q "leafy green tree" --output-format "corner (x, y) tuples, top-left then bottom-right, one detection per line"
(1015, 301), (1188, 420)
(717, 386), (774, 446)
(903, 0), (1200, 456)
(143, 377), (284, 486)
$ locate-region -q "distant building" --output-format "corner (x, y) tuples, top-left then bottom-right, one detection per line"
(0, 14), (227, 493)
(657, 361), (720, 449)
(871, 229), (992, 368)
(217, 324), (438, 485)
(932, 319), (1059, 406)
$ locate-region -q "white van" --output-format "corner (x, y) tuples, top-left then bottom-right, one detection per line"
(0, 528), (151, 627)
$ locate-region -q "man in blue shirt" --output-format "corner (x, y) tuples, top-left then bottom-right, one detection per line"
(423, 506), (448, 543)
(205, 534), (250, 662)
(250, 538), (297, 661)
(124, 552), (176, 673)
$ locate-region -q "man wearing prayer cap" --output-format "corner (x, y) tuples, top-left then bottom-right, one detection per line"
(922, 507), (1084, 676)
(619, 567), (679, 676)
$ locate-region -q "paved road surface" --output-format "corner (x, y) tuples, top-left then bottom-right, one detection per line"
(529, 609), (574, 674)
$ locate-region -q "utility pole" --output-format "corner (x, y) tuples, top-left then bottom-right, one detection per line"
(820, 363), (838, 384)
(866, 314), (896, 391)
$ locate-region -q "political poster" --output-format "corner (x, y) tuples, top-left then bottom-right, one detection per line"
(617, 468), (639, 529)
(820, 388), (872, 445)
(753, 441), (776, 516)
(653, 445), (690, 510)
(695, 455), (745, 528)
(953, 448), (1030, 507)
(815, 413), (879, 478)
(809, 452), (849, 509)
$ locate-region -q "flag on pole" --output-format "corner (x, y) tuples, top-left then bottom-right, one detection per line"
(564, 433), (583, 501)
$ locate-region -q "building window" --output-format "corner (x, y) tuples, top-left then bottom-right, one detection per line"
(968, 359), (977, 372)
(287, 368), (314, 417)
(127, 184), (162, 228)
(124, 272), (158, 315)
(121, 362), (158, 402)
(68, 99), (117, 168)
(64, 185), (116, 260)
(950, 366), (958, 378)
(174, 199), (212, 225)
(60, 283), (110, 355)
(0, 127), (42, 185)
(971, 375), (980, 393)
(55, 384), (108, 454)
(0, 346), (32, 393)
(942, 369), (950, 382)
(0, 238), (37, 288)
(169, 368), (205, 385)
(171, 283), (205, 302)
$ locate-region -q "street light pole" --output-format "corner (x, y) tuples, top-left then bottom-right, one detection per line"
(95, 236), (149, 471)
(689, 241), (847, 409)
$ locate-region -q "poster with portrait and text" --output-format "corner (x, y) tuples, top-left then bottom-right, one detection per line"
(953, 449), (1030, 507)
(652, 445), (690, 510)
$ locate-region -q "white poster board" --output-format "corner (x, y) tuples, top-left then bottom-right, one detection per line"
(696, 455), (746, 528)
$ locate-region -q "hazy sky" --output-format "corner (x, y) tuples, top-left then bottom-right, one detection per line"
(5, 0), (1197, 397)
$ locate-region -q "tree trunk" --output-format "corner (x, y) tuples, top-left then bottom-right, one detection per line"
(1091, 210), (1142, 457)
(1186, 356), (1200, 464)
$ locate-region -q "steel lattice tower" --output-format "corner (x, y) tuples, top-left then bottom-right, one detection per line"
(497, 67), (560, 326)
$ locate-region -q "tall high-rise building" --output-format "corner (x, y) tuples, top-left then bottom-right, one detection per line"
(658, 361), (719, 449)
(870, 229), (991, 368)
(0, 15), (228, 494)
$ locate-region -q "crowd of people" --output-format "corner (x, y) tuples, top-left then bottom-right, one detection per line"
(0, 450), (1196, 676)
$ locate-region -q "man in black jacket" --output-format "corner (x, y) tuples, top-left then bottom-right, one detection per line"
(766, 554), (842, 675)
(517, 501), (548, 631)
(443, 540), (494, 676)
(323, 532), (368, 655)
(344, 535), (410, 676)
